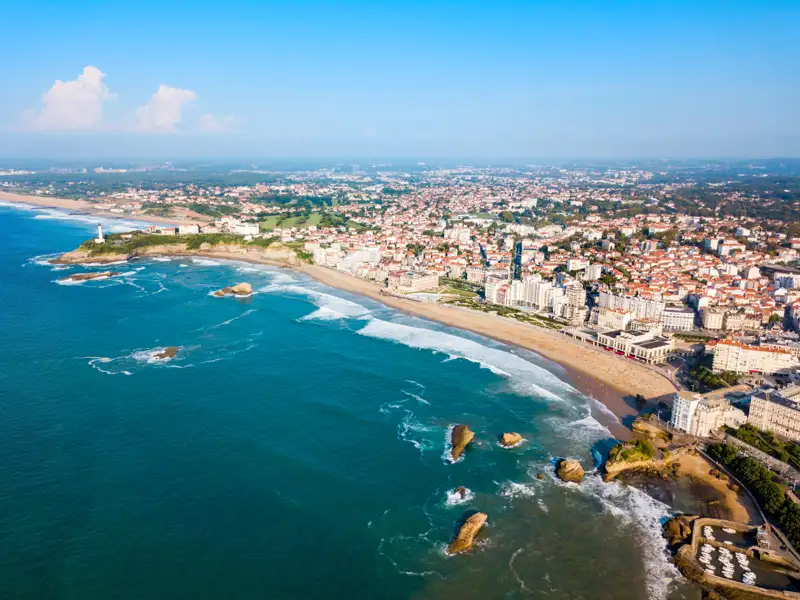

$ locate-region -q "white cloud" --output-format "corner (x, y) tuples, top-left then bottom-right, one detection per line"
(136, 84), (196, 132)
(24, 66), (116, 130)
(199, 113), (236, 132)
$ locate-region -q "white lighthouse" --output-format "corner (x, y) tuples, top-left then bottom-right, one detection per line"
(95, 224), (105, 243)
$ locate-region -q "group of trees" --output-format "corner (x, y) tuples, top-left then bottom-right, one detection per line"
(731, 424), (800, 469)
(687, 366), (738, 391)
(707, 443), (800, 548)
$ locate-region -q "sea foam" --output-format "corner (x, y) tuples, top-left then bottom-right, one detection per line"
(263, 283), (371, 321)
(569, 474), (681, 600)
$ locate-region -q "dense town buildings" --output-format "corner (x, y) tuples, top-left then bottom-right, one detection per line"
(670, 391), (747, 437)
(748, 386), (800, 442)
(6, 161), (800, 371)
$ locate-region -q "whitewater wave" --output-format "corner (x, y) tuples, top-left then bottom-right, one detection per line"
(445, 487), (474, 506)
(441, 425), (460, 464)
(191, 258), (221, 266)
(263, 283), (371, 321)
(588, 396), (622, 425)
(568, 474), (680, 600)
(499, 481), (537, 499)
(28, 252), (63, 268)
(358, 319), (572, 399)
(131, 347), (182, 364)
(397, 409), (439, 453)
(549, 412), (614, 447)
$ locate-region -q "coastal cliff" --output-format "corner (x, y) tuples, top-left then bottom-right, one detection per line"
(55, 238), (305, 268)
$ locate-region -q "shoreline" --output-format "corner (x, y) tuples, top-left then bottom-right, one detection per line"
(297, 265), (673, 436)
(0, 190), (206, 227)
(7, 195), (676, 435)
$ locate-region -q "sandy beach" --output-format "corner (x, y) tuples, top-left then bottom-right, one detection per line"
(0, 190), (206, 227)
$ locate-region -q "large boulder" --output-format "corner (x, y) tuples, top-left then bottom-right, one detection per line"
(556, 458), (584, 484)
(455, 486), (469, 499)
(213, 282), (252, 297)
(451, 425), (475, 461)
(499, 432), (523, 448)
(59, 271), (120, 282)
(448, 512), (488, 554)
(230, 282), (253, 295)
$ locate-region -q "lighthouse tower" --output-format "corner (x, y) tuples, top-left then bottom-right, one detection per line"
(95, 224), (105, 243)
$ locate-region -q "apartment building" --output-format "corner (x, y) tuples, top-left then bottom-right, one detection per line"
(748, 386), (800, 441)
(387, 271), (440, 293)
(598, 291), (666, 321)
(660, 306), (695, 331)
(710, 340), (800, 374)
(670, 391), (747, 438)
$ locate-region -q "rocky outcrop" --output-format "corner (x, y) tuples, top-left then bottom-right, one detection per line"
(454, 486), (468, 499)
(153, 347), (180, 360)
(450, 425), (475, 461)
(55, 241), (305, 268)
(213, 282), (253, 297)
(53, 251), (127, 264)
(556, 458), (584, 484)
(499, 432), (522, 447)
(448, 512), (488, 554)
(663, 515), (696, 549)
(59, 271), (120, 282)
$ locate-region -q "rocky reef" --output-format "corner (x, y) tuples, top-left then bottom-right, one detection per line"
(450, 425), (475, 461)
(499, 432), (522, 447)
(59, 271), (120, 282)
(213, 282), (253, 297)
(448, 512), (488, 554)
(556, 458), (584, 484)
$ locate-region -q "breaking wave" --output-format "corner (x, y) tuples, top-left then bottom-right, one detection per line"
(262, 283), (371, 321)
(567, 474), (680, 600)
(191, 258), (222, 266)
(358, 318), (572, 398)
(445, 487), (474, 506)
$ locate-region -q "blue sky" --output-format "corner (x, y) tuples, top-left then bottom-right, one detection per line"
(1, 0), (798, 160)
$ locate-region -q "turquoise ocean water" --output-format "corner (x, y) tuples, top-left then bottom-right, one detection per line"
(0, 203), (698, 600)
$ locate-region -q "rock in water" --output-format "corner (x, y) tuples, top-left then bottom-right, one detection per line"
(499, 432), (522, 447)
(230, 282), (252, 295)
(213, 282), (252, 297)
(556, 458), (584, 484)
(450, 425), (475, 461)
(153, 347), (179, 360)
(59, 271), (120, 282)
(448, 512), (488, 554)
(455, 486), (468, 499)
